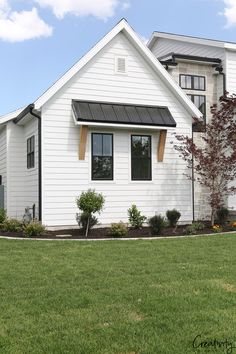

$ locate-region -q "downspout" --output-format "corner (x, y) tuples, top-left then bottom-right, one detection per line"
(215, 65), (226, 95)
(29, 106), (42, 222)
(192, 127), (195, 222)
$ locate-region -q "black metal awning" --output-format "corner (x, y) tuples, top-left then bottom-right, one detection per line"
(72, 100), (176, 128)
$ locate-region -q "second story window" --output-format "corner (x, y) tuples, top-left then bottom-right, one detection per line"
(188, 94), (206, 119)
(180, 74), (205, 91)
(27, 135), (35, 169)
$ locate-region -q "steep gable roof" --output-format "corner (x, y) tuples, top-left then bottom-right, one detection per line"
(34, 19), (202, 119)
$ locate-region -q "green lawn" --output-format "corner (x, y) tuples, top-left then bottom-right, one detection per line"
(0, 235), (235, 354)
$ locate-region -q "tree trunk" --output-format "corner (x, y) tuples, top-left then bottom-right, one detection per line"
(211, 209), (215, 226)
(85, 215), (90, 238)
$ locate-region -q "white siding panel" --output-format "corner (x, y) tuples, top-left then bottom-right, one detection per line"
(42, 33), (193, 227)
(7, 119), (38, 219)
(7, 122), (25, 218)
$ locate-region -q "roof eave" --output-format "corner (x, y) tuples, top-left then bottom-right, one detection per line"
(13, 104), (34, 124)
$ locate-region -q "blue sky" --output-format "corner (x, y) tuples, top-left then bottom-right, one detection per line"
(0, 0), (236, 115)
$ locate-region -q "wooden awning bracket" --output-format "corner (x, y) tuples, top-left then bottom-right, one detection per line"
(157, 130), (167, 162)
(79, 125), (88, 160)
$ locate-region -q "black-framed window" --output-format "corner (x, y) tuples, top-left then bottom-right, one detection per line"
(180, 74), (205, 91)
(27, 135), (35, 169)
(187, 94), (206, 119)
(92, 133), (113, 180)
(131, 135), (151, 181)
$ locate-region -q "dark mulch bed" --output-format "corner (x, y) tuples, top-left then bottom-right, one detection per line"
(0, 224), (231, 239)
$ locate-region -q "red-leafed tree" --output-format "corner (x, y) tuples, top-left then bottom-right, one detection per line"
(173, 94), (236, 225)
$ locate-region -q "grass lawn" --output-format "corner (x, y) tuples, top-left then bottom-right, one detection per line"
(0, 234), (235, 354)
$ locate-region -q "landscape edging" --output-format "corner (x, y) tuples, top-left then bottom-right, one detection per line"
(0, 231), (235, 241)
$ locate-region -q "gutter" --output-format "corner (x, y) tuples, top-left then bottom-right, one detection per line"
(192, 128), (195, 222)
(14, 104), (42, 221)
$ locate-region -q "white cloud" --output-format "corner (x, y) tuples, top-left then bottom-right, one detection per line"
(35, 0), (129, 20)
(223, 0), (236, 27)
(0, 5), (53, 42)
(0, 0), (9, 15)
(121, 1), (130, 10)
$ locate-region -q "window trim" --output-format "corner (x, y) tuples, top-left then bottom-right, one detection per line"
(91, 133), (114, 181)
(27, 135), (35, 169)
(179, 74), (206, 91)
(131, 134), (152, 181)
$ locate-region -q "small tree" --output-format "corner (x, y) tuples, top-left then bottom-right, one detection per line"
(173, 94), (236, 225)
(128, 204), (146, 228)
(76, 189), (105, 237)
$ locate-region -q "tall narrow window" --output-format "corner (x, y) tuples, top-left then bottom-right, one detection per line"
(131, 135), (151, 181)
(92, 133), (113, 180)
(27, 135), (35, 169)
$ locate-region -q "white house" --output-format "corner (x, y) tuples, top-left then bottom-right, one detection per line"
(1, 19), (235, 228)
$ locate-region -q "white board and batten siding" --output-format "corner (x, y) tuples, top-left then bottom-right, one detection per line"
(7, 119), (38, 219)
(41, 32), (193, 227)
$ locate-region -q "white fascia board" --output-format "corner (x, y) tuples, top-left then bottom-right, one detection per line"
(148, 32), (226, 49)
(0, 106), (26, 125)
(224, 43), (236, 51)
(34, 19), (201, 119)
(75, 121), (176, 131)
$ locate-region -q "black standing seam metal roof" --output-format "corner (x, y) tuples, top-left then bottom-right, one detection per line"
(72, 101), (176, 128)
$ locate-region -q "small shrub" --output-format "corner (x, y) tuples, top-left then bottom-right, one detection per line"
(185, 224), (197, 235)
(76, 189), (105, 237)
(166, 209), (181, 228)
(148, 215), (165, 235)
(110, 222), (128, 238)
(23, 221), (46, 238)
(128, 204), (146, 228)
(0, 208), (6, 224)
(76, 212), (98, 231)
(193, 221), (205, 231)
(212, 224), (223, 233)
(185, 221), (205, 235)
(216, 207), (229, 226)
(2, 218), (22, 232)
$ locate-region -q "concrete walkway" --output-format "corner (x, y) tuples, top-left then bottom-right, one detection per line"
(0, 231), (235, 242)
